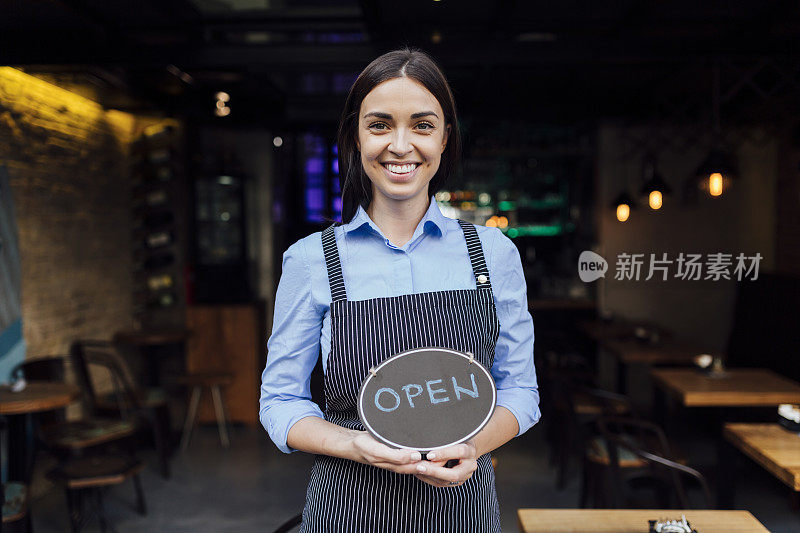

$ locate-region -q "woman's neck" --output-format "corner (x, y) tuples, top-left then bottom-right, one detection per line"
(366, 192), (430, 248)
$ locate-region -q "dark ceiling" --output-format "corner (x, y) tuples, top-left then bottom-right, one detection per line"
(2, 0), (799, 127)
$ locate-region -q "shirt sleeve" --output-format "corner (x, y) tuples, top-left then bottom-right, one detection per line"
(488, 230), (541, 436)
(260, 238), (326, 453)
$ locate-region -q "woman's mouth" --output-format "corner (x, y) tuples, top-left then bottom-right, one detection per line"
(381, 162), (421, 181)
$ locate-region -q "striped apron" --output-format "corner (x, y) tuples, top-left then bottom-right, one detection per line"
(300, 220), (502, 533)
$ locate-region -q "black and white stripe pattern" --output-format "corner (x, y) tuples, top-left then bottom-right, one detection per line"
(322, 224), (347, 302)
(301, 222), (501, 533)
(458, 219), (492, 291)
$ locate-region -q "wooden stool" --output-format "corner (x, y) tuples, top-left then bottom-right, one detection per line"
(176, 373), (233, 450)
(49, 454), (145, 533)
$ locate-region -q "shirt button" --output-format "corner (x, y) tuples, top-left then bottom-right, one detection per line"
(477, 274), (488, 284)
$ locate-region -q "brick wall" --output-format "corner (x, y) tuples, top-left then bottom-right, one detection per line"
(0, 67), (139, 357)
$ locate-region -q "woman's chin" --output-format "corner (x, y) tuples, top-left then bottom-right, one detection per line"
(374, 184), (430, 203)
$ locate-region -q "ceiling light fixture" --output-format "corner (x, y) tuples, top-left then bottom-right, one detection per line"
(639, 154), (671, 210)
(694, 63), (737, 198)
(611, 191), (635, 222)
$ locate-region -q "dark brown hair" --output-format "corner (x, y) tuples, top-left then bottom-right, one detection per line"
(337, 47), (462, 222)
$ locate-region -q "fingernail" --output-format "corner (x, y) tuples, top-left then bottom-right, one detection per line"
(410, 452), (421, 461)
(417, 465), (426, 473)
(428, 452), (436, 460)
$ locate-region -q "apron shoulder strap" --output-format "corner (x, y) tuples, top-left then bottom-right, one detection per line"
(457, 220), (493, 290)
(321, 224), (347, 302)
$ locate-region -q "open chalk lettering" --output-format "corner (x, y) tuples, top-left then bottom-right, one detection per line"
(374, 374), (479, 412)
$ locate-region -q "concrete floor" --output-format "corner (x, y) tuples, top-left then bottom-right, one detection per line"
(28, 417), (799, 532)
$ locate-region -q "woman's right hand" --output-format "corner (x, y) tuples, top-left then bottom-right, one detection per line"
(347, 431), (423, 474)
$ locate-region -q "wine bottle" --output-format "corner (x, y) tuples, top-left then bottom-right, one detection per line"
(145, 231), (173, 249)
(147, 274), (174, 291)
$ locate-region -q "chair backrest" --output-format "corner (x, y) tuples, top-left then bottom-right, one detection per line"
(596, 416), (713, 509)
(11, 355), (67, 382)
(70, 340), (142, 419)
(554, 382), (634, 424)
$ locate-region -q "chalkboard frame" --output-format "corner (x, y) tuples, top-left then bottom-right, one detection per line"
(357, 346), (497, 452)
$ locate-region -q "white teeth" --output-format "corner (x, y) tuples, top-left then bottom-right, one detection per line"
(385, 163), (418, 174)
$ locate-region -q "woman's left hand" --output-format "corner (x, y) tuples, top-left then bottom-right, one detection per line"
(413, 441), (478, 488)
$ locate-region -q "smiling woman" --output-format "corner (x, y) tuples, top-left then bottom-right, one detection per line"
(356, 77), (451, 242)
(260, 48), (539, 533)
(336, 49), (461, 234)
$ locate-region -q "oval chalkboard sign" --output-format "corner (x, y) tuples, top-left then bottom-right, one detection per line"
(357, 347), (496, 452)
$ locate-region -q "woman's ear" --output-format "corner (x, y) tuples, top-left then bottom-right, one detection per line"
(441, 124), (451, 152)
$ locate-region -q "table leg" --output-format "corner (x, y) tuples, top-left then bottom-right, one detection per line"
(616, 360), (628, 395)
(789, 490), (799, 511)
(653, 386), (666, 427)
(7, 413), (36, 483)
(717, 437), (738, 509)
(145, 346), (160, 388)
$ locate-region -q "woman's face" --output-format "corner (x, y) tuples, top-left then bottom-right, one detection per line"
(357, 76), (450, 207)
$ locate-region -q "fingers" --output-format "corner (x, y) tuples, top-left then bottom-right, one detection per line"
(415, 458), (477, 485)
(425, 442), (476, 463)
(414, 473), (451, 487)
(355, 434), (421, 466)
(413, 463), (477, 488)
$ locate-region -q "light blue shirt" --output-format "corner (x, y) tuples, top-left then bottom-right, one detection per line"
(260, 198), (540, 453)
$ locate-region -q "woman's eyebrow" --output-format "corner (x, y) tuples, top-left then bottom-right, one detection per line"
(362, 111), (440, 120)
(410, 111), (439, 119)
(363, 111), (392, 119)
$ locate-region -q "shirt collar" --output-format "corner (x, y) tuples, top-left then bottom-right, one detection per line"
(342, 196), (448, 238)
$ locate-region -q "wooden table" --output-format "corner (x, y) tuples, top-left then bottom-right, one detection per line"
(578, 319), (670, 343)
(0, 382), (79, 415)
(113, 328), (190, 346)
(601, 339), (711, 394)
(0, 381), (79, 482)
(724, 423), (800, 505)
(651, 368), (800, 508)
(114, 327), (190, 387)
(651, 368), (800, 407)
(517, 509), (769, 532)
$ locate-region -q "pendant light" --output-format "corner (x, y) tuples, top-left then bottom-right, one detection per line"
(694, 63), (737, 197)
(611, 191), (635, 222)
(639, 154), (671, 210)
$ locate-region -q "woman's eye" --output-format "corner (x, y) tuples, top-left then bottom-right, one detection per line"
(368, 122), (388, 131)
(416, 122), (435, 131)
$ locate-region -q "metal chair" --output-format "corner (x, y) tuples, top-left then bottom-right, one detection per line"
(589, 416), (713, 509)
(551, 377), (634, 490)
(70, 341), (171, 478)
(48, 454), (145, 533)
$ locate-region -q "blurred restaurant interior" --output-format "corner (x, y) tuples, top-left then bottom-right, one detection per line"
(1, 0), (800, 531)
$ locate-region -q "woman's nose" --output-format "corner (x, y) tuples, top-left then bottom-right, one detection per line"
(388, 129), (412, 156)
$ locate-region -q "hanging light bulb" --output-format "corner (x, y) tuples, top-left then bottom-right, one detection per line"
(639, 155), (671, 210)
(693, 64), (737, 198)
(611, 192), (635, 222)
(708, 173), (723, 196)
(617, 204), (631, 222)
(696, 149), (736, 197)
(649, 190), (663, 209)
